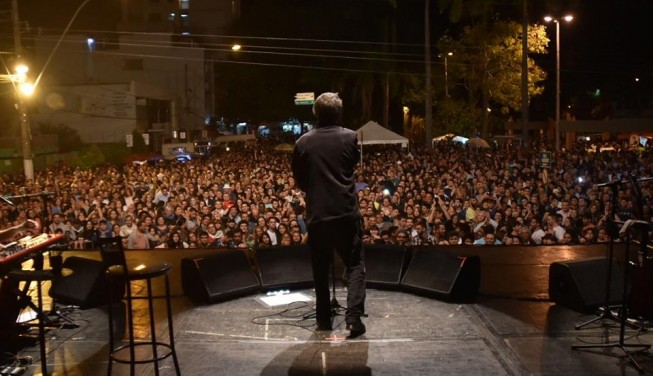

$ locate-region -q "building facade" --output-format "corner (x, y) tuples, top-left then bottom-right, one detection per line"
(29, 0), (239, 146)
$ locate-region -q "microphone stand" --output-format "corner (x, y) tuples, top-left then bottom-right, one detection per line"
(572, 221), (651, 372)
(5, 192), (55, 201)
(330, 250), (342, 317)
(575, 181), (631, 329)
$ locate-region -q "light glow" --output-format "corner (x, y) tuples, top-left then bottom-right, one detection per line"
(15, 64), (28, 75)
(19, 82), (34, 97)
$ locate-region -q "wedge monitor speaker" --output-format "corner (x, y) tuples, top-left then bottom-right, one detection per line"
(181, 250), (260, 304)
(401, 248), (481, 301)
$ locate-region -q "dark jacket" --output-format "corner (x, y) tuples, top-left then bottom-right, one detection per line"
(292, 125), (360, 225)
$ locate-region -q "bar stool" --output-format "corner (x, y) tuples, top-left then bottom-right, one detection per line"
(99, 237), (181, 376)
(6, 268), (53, 376)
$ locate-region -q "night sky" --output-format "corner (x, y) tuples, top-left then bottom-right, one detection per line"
(1, 0), (652, 124)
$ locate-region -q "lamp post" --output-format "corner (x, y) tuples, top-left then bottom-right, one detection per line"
(442, 52), (453, 99)
(11, 0), (93, 180)
(14, 64), (34, 181)
(544, 15), (573, 152)
(424, 0), (433, 148)
(403, 106), (410, 136)
(11, 0), (34, 181)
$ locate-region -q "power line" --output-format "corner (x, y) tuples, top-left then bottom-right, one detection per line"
(19, 35), (428, 66)
(93, 50), (431, 77)
(34, 27), (431, 49)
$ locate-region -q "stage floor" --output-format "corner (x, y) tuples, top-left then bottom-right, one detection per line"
(5, 244), (653, 375)
(7, 288), (653, 376)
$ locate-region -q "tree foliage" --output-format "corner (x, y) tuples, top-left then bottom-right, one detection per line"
(414, 20), (549, 137)
(35, 123), (84, 152)
(444, 20), (548, 111)
(71, 144), (105, 170)
(435, 99), (481, 137)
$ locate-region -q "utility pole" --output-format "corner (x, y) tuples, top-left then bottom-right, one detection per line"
(521, 0), (529, 146)
(424, 0), (433, 148)
(12, 0), (34, 181)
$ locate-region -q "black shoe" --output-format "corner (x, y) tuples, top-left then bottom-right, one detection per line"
(346, 320), (366, 338)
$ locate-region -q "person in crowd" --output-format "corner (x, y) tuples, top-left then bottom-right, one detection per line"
(257, 232), (272, 248)
(119, 215), (137, 238)
(265, 217), (281, 246)
(97, 219), (113, 239)
(127, 219), (150, 249)
(166, 231), (188, 249)
(197, 230), (218, 248)
(480, 231), (502, 246)
(546, 213), (566, 243)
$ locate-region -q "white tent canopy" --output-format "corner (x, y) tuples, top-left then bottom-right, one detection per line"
(356, 121), (409, 148)
(356, 121), (408, 168)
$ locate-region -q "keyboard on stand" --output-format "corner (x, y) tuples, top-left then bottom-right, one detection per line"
(0, 234), (65, 269)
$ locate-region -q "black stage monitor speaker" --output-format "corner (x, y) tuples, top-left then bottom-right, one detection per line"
(181, 250), (260, 304)
(401, 248), (481, 301)
(256, 245), (313, 291)
(365, 244), (409, 289)
(549, 257), (624, 313)
(50, 256), (123, 309)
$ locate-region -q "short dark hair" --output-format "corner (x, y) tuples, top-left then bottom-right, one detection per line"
(313, 92), (343, 127)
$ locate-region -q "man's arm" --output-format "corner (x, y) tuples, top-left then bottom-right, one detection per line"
(291, 144), (308, 192)
(0, 220), (41, 244)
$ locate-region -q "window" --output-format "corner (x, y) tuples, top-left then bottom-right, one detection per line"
(180, 0), (189, 10)
(148, 12), (162, 21)
(122, 59), (143, 71)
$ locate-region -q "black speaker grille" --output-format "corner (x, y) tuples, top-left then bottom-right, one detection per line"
(182, 250), (260, 304)
(50, 256), (116, 309)
(365, 244), (408, 289)
(400, 247), (480, 301)
(257, 245), (313, 291)
(549, 257), (623, 312)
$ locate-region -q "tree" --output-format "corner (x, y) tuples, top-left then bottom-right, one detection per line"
(35, 123), (83, 152)
(439, 20), (548, 137)
(215, 0), (399, 127)
(71, 144), (105, 170)
(131, 130), (148, 153)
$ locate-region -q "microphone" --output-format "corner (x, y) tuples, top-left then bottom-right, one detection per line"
(5, 192), (56, 200)
(0, 195), (15, 206)
(596, 180), (628, 188)
(619, 219), (653, 236)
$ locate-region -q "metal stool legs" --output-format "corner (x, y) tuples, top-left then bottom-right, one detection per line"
(107, 272), (180, 376)
(36, 280), (48, 376)
(6, 270), (52, 376)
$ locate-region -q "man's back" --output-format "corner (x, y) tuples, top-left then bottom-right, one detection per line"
(292, 125), (360, 225)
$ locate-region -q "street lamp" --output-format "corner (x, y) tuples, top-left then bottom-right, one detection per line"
(13, 63), (34, 180)
(440, 52), (453, 98)
(11, 0), (93, 181)
(544, 14), (573, 152)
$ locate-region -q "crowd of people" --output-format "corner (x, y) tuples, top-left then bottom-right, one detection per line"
(1, 139), (651, 249)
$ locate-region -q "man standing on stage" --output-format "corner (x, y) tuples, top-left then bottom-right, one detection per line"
(292, 92), (366, 337)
